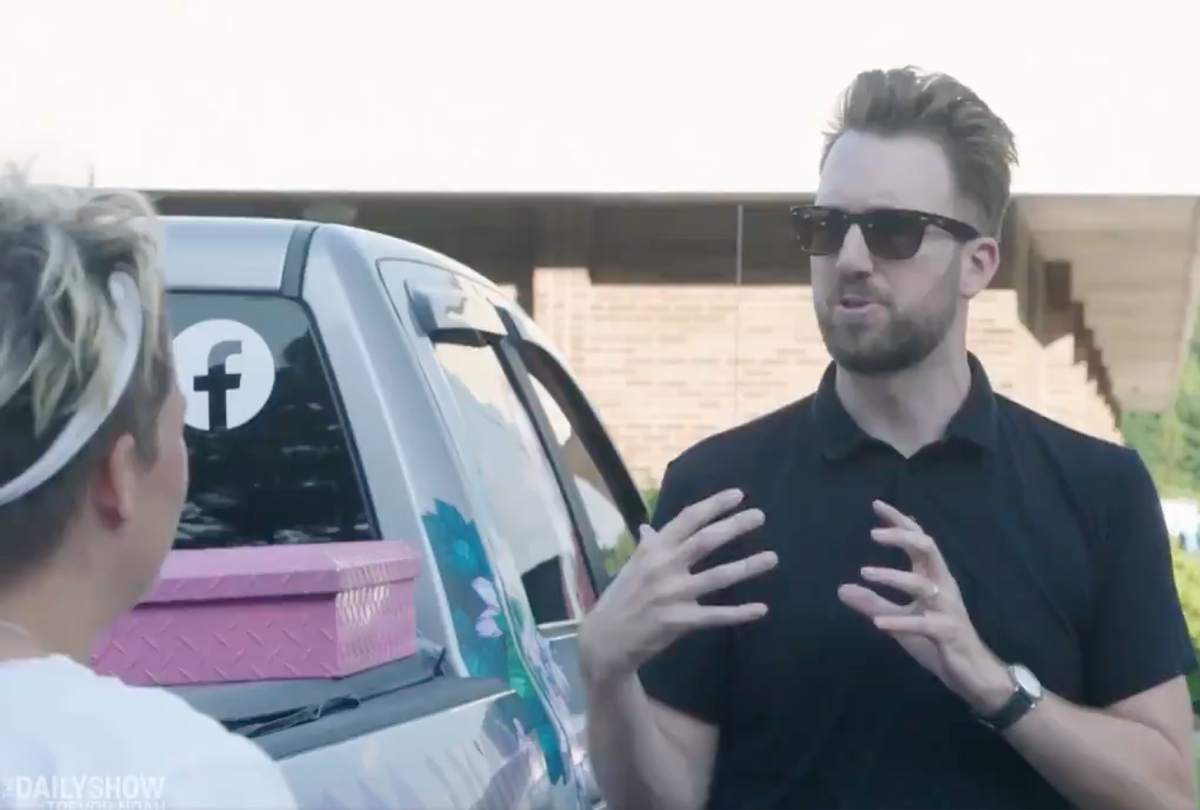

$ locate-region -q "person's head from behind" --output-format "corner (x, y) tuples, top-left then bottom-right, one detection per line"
(0, 170), (186, 658)
(793, 66), (1018, 375)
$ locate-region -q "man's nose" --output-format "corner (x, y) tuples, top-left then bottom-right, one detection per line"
(834, 224), (873, 278)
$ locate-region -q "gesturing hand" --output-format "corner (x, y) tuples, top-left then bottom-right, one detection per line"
(578, 488), (777, 692)
(837, 500), (1011, 715)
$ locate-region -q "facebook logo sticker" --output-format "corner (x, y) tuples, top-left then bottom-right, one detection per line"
(194, 339), (244, 429)
(173, 319), (276, 431)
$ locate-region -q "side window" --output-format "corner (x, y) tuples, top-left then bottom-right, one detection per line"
(168, 294), (375, 549)
(431, 341), (596, 625)
(526, 374), (635, 579)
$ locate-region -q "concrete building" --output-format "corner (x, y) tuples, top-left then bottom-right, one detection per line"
(9, 2), (1200, 485)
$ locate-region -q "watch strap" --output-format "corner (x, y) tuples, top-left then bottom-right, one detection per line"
(976, 673), (1038, 732)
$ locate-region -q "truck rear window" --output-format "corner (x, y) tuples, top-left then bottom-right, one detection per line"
(167, 293), (374, 548)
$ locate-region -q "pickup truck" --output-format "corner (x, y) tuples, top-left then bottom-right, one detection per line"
(140, 216), (650, 809)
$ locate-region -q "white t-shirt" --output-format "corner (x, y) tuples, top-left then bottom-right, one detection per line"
(0, 655), (298, 810)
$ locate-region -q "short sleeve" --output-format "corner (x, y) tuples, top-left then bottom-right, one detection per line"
(1083, 450), (1198, 707)
(163, 738), (299, 810)
(637, 460), (732, 727)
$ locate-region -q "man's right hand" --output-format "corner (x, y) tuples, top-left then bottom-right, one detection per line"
(578, 488), (777, 692)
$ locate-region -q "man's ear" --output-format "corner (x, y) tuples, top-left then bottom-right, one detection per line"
(960, 237), (1001, 299)
(90, 433), (138, 528)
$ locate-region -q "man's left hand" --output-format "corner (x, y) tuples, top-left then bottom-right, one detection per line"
(838, 499), (1014, 716)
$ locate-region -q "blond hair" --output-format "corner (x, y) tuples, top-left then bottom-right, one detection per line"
(0, 168), (173, 581)
(822, 66), (1018, 235)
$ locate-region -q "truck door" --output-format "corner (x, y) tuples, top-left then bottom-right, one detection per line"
(393, 267), (647, 810)
(490, 303), (651, 810)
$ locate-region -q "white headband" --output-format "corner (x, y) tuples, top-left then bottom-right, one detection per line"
(0, 272), (143, 506)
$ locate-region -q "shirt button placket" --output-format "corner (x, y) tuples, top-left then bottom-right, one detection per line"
(888, 454), (912, 515)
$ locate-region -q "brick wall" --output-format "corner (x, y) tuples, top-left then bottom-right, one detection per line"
(532, 269), (1122, 485)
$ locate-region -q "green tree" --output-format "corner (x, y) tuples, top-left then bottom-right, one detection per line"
(643, 486), (660, 518)
(1174, 545), (1200, 644)
(1124, 320), (1200, 710)
(600, 487), (659, 577)
(1122, 334), (1200, 498)
(1171, 543), (1200, 707)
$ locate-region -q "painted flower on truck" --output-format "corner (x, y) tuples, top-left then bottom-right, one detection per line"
(422, 498), (570, 786)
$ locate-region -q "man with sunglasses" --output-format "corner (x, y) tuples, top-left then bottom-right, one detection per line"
(579, 66), (1197, 809)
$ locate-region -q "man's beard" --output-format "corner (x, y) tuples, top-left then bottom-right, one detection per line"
(816, 259), (959, 376)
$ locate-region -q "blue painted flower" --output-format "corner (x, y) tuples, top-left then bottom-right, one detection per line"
(422, 500), (569, 786)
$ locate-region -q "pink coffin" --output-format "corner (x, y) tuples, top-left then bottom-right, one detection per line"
(91, 541), (422, 686)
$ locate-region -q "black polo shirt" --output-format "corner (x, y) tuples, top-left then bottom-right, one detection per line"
(639, 354), (1197, 809)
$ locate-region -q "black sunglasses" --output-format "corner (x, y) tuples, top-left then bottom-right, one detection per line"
(789, 205), (981, 261)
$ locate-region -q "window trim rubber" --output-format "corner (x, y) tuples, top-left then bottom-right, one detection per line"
(298, 295), (382, 540)
(494, 339), (613, 597)
(427, 327), (610, 606)
(515, 341), (649, 531)
(493, 305), (649, 591)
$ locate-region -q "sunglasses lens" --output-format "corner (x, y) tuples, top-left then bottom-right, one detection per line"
(791, 207), (931, 259)
(862, 211), (927, 260)
(791, 208), (843, 255)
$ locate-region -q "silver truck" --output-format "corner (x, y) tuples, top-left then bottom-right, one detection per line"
(161, 216), (647, 809)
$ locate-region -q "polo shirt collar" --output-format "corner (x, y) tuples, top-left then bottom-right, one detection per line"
(812, 352), (999, 460)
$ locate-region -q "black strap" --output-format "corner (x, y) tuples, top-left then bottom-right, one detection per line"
(976, 686), (1033, 733)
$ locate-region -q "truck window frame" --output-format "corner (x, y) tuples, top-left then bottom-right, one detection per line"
(504, 338), (650, 588)
(404, 264), (646, 608)
(420, 299), (648, 596)
(459, 308), (650, 598)
(425, 328), (602, 616)
(427, 298), (651, 601)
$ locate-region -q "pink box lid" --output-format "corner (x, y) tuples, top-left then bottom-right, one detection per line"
(140, 541), (422, 605)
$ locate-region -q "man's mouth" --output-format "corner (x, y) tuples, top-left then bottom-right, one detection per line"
(837, 295), (878, 310)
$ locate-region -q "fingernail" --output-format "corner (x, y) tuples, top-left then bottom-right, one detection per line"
(727, 489), (745, 502)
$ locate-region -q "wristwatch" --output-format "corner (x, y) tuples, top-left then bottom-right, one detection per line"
(975, 663), (1044, 732)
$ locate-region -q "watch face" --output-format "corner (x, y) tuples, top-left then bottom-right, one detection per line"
(1013, 665), (1043, 698)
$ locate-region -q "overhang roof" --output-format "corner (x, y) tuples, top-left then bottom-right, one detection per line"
(1019, 196), (1200, 412)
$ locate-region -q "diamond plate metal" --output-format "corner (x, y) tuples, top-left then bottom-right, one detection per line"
(91, 541), (422, 685)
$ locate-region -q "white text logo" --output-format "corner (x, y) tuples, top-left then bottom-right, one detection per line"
(173, 318), (276, 432)
(2, 774), (167, 809)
